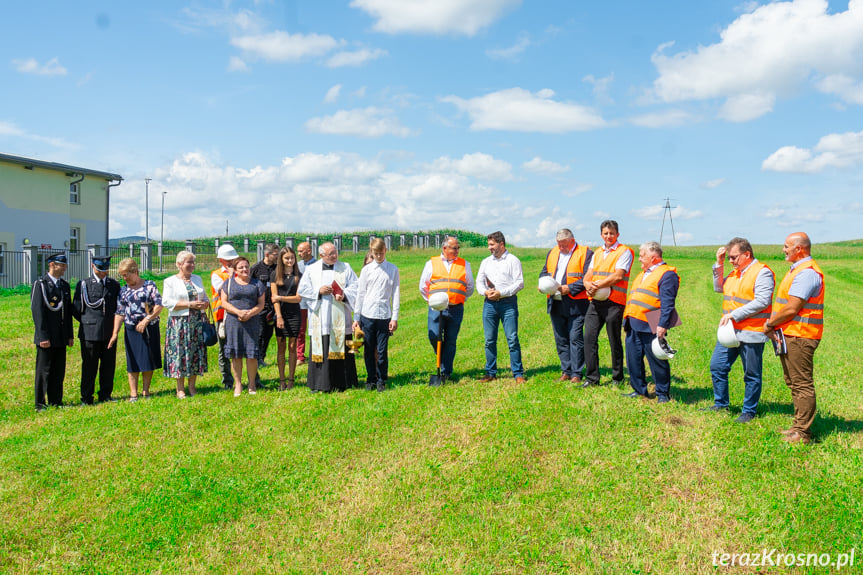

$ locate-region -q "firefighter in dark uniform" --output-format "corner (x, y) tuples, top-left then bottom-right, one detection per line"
(72, 256), (121, 404)
(31, 253), (74, 411)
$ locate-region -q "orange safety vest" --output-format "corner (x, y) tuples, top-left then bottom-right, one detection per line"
(210, 268), (232, 321)
(721, 261), (774, 333)
(624, 264), (678, 322)
(587, 244), (632, 305)
(774, 259), (824, 339)
(545, 245), (590, 300)
(429, 257), (468, 305)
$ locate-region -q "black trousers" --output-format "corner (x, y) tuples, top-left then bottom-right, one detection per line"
(34, 346), (66, 409)
(258, 316), (275, 361)
(360, 316), (391, 384)
(80, 339), (117, 403)
(583, 300), (625, 384)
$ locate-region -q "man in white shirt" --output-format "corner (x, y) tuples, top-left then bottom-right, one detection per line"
(476, 231), (525, 383)
(419, 236), (475, 383)
(353, 238), (400, 392)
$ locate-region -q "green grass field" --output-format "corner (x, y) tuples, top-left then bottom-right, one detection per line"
(1, 244), (861, 574)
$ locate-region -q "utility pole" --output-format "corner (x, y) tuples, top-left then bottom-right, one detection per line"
(144, 178), (151, 242)
(160, 190), (167, 271)
(659, 197), (678, 247)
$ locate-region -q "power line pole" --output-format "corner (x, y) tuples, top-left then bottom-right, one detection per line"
(659, 197), (678, 247)
(144, 178), (151, 242)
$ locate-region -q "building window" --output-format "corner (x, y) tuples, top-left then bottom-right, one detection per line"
(70, 228), (80, 252)
(70, 182), (80, 204)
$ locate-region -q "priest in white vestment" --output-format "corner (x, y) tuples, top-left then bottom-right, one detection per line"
(297, 242), (359, 392)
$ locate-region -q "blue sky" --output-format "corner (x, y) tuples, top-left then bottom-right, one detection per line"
(3, 0), (862, 247)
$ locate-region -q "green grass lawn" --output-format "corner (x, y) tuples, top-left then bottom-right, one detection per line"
(1, 245), (861, 574)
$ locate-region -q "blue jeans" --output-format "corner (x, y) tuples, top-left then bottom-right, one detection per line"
(428, 304), (464, 378)
(549, 300), (587, 378)
(709, 341), (764, 415)
(482, 296), (524, 378)
(625, 328), (671, 398)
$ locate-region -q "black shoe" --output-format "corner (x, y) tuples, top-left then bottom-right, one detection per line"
(365, 382), (374, 391)
(35, 404), (47, 412)
(736, 413), (756, 424)
(611, 380), (625, 386)
(581, 380), (598, 388)
(622, 392), (642, 398)
(376, 381), (385, 392)
(656, 395), (671, 404)
(699, 405), (729, 413)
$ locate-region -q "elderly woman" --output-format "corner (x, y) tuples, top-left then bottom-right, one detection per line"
(220, 256), (266, 396)
(108, 258), (164, 401)
(162, 250), (209, 398)
(271, 246), (303, 391)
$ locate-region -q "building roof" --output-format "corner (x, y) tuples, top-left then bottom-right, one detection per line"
(0, 152), (123, 182)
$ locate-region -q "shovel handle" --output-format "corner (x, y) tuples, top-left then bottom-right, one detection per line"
(436, 340), (442, 368)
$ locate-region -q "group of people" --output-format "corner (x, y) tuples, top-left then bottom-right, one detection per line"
(30, 227), (825, 443)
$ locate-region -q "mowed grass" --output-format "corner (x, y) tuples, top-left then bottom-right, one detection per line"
(1, 245), (861, 574)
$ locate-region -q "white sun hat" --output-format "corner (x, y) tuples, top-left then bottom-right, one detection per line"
(428, 292), (450, 311)
(717, 321), (740, 348)
(538, 276), (560, 295)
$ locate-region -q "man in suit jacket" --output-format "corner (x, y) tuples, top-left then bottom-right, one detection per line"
(72, 256), (121, 404)
(31, 253), (74, 411)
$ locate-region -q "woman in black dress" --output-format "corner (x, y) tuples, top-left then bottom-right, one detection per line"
(271, 247), (302, 390)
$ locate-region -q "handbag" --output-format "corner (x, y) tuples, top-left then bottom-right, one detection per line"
(203, 306), (219, 347)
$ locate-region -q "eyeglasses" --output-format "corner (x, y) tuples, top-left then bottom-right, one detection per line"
(445, 246), (460, 251)
(728, 254), (740, 261)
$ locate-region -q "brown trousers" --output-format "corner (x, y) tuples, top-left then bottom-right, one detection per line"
(779, 335), (820, 439)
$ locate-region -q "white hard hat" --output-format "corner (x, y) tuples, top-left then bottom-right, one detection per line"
(428, 292), (449, 311)
(651, 336), (677, 361)
(717, 321), (740, 348)
(538, 276), (560, 295)
(217, 244), (239, 260)
(592, 287), (611, 301)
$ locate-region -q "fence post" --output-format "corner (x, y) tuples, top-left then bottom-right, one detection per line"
(286, 237), (295, 250)
(140, 243), (152, 273)
(310, 237), (318, 257)
(400, 234), (406, 248)
(23, 245), (39, 286)
(352, 235), (359, 254)
(256, 240), (265, 262)
(333, 236), (342, 253)
(385, 235), (392, 251)
(185, 240), (196, 254)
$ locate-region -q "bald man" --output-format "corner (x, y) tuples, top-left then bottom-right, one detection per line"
(764, 232), (825, 444)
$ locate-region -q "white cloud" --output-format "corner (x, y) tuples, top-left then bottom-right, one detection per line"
(231, 31), (343, 62)
(816, 74), (863, 105)
(327, 48), (387, 68)
(324, 84), (342, 104)
(127, 150), (527, 238)
(12, 57), (67, 76)
(227, 56), (249, 72)
(762, 129), (863, 173)
(486, 33), (530, 60)
(354, 86), (367, 98)
(0, 121), (74, 148)
(629, 109), (692, 128)
(351, 0), (521, 36)
(561, 183), (593, 197)
(583, 73), (614, 104)
(701, 178), (726, 189)
(522, 157), (570, 175)
(631, 204), (703, 220)
(305, 107), (413, 137)
(650, 0), (863, 119)
(717, 92), (775, 122)
(431, 152), (513, 181)
(442, 87), (606, 132)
